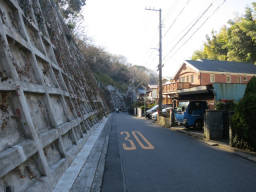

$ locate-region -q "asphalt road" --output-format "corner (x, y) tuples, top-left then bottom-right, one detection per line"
(101, 113), (256, 192)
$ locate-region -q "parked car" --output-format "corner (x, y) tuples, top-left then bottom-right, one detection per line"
(146, 104), (173, 119)
(162, 106), (172, 114)
(151, 111), (158, 120)
(146, 105), (158, 119)
(175, 101), (208, 129)
(151, 106), (173, 120)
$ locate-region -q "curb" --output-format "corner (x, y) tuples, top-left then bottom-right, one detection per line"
(173, 128), (256, 164)
(89, 134), (110, 192)
(53, 114), (111, 192)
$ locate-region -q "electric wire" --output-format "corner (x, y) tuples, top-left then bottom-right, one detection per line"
(145, 1), (186, 71)
(164, 0), (226, 62)
(163, 1), (215, 62)
(163, 0), (191, 38)
(145, 0), (189, 70)
(162, 1), (182, 24)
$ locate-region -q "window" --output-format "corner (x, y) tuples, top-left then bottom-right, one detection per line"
(210, 74), (215, 83)
(191, 75), (194, 83)
(186, 76), (189, 82)
(243, 76), (248, 81)
(181, 77), (185, 82)
(226, 75), (231, 83)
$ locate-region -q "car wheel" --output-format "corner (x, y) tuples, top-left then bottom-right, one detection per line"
(194, 120), (203, 130)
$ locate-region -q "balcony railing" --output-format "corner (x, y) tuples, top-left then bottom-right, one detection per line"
(162, 82), (191, 93)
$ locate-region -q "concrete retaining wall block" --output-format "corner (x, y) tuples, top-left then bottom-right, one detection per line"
(0, 0), (106, 191)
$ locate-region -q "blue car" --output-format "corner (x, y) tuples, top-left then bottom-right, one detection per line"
(175, 101), (208, 129)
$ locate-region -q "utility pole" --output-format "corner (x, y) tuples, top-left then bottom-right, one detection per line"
(145, 8), (163, 113)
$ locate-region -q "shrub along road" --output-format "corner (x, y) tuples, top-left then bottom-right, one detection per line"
(101, 113), (256, 192)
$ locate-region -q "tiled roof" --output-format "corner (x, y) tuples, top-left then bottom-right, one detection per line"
(185, 59), (256, 74)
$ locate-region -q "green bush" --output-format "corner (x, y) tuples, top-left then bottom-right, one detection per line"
(216, 101), (236, 111)
(231, 76), (256, 151)
(147, 103), (156, 110)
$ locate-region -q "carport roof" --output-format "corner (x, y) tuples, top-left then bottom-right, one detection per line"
(185, 59), (256, 74)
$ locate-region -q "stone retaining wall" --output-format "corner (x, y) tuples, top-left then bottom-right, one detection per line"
(0, 0), (105, 191)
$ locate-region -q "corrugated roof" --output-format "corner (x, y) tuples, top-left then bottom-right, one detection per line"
(185, 59), (256, 74)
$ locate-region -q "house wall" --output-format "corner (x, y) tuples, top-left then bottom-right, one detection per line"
(200, 72), (254, 85)
(162, 95), (172, 105)
(175, 64), (200, 85)
(175, 63), (255, 86)
(152, 88), (158, 99)
(163, 62), (256, 109)
(146, 88), (158, 103)
(175, 63), (255, 87)
(163, 83), (176, 93)
(146, 92), (152, 101)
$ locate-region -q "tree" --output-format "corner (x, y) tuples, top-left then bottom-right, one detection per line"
(56, 0), (86, 17)
(231, 77), (256, 150)
(192, 28), (228, 61)
(192, 3), (256, 64)
(76, 39), (157, 93)
(56, 0), (86, 31)
(226, 7), (256, 63)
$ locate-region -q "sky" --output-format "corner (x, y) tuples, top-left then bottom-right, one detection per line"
(82, 0), (255, 78)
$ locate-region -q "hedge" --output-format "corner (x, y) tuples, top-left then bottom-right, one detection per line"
(231, 76), (256, 151)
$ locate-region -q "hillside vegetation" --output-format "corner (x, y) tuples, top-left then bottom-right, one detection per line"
(192, 2), (256, 64)
(57, 0), (157, 93)
(77, 40), (158, 92)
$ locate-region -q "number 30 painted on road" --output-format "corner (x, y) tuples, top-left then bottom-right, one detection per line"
(120, 131), (154, 151)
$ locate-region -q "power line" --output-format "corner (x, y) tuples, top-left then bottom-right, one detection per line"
(162, 1), (181, 24)
(163, 0), (191, 38)
(165, 0), (226, 62)
(144, 1), (186, 70)
(163, 1), (214, 62)
(145, 1), (189, 69)
(145, 1), (181, 70)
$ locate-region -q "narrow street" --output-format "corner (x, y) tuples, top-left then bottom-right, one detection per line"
(102, 113), (256, 192)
